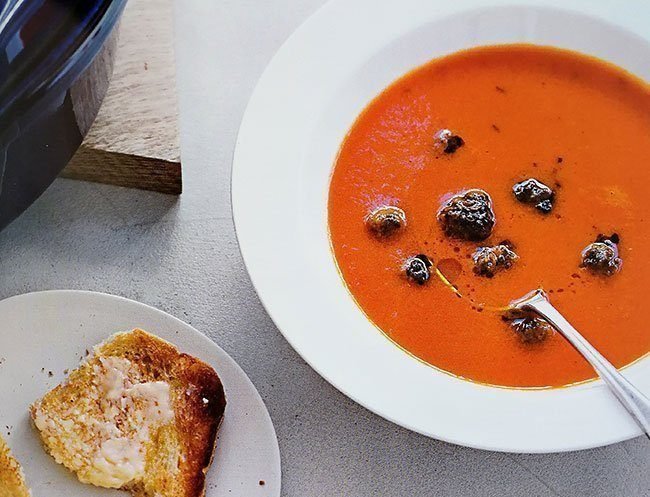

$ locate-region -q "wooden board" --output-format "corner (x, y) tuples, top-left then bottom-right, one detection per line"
(62, 0), (182, 194)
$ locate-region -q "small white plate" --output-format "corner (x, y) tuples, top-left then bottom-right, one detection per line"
(0, 291), (281, 497)
(232, 0), (650, 452)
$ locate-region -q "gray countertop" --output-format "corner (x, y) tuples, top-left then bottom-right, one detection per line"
(1, 1), (648, 495)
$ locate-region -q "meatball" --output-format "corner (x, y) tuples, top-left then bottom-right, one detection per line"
(510, 316), (553, 344)
(512, 178), (555, 213)
(365, 205), (406, 239)
(581, 238), (622, 276)
(434, 129), (465, 154)
(472, 242), (518, 277)
(437, 189), (495, 241)
(404, 254), (433, 285)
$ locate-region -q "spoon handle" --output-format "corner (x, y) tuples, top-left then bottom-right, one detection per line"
(520, 293), (650, 438)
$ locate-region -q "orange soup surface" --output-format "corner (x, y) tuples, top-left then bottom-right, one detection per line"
(328, 45), (650, 388)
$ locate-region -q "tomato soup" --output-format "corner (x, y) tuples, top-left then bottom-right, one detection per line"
(328, 45), (650, 388)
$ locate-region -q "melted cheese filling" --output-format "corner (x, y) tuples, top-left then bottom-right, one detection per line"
(34, 356), (175, 489)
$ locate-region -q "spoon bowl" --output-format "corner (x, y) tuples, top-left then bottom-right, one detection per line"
(512, 289), (650, 438)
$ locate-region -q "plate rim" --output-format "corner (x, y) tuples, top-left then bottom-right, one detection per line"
(0, 289), (282, 496)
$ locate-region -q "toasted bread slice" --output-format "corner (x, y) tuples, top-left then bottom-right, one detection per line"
(31, 329), (226, 497)
(0, 435), (31, 497)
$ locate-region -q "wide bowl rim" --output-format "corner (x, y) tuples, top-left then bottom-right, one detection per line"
(232, 0), (650, 453)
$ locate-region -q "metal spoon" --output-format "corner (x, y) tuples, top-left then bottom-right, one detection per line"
(512, 289), (650, 438)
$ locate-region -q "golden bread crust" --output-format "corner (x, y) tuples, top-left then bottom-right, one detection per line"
(31, 329), (226, 497)
(0, 435), (31, 497)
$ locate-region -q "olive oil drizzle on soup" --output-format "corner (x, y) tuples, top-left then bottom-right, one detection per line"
(328, 45), (650, 388)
